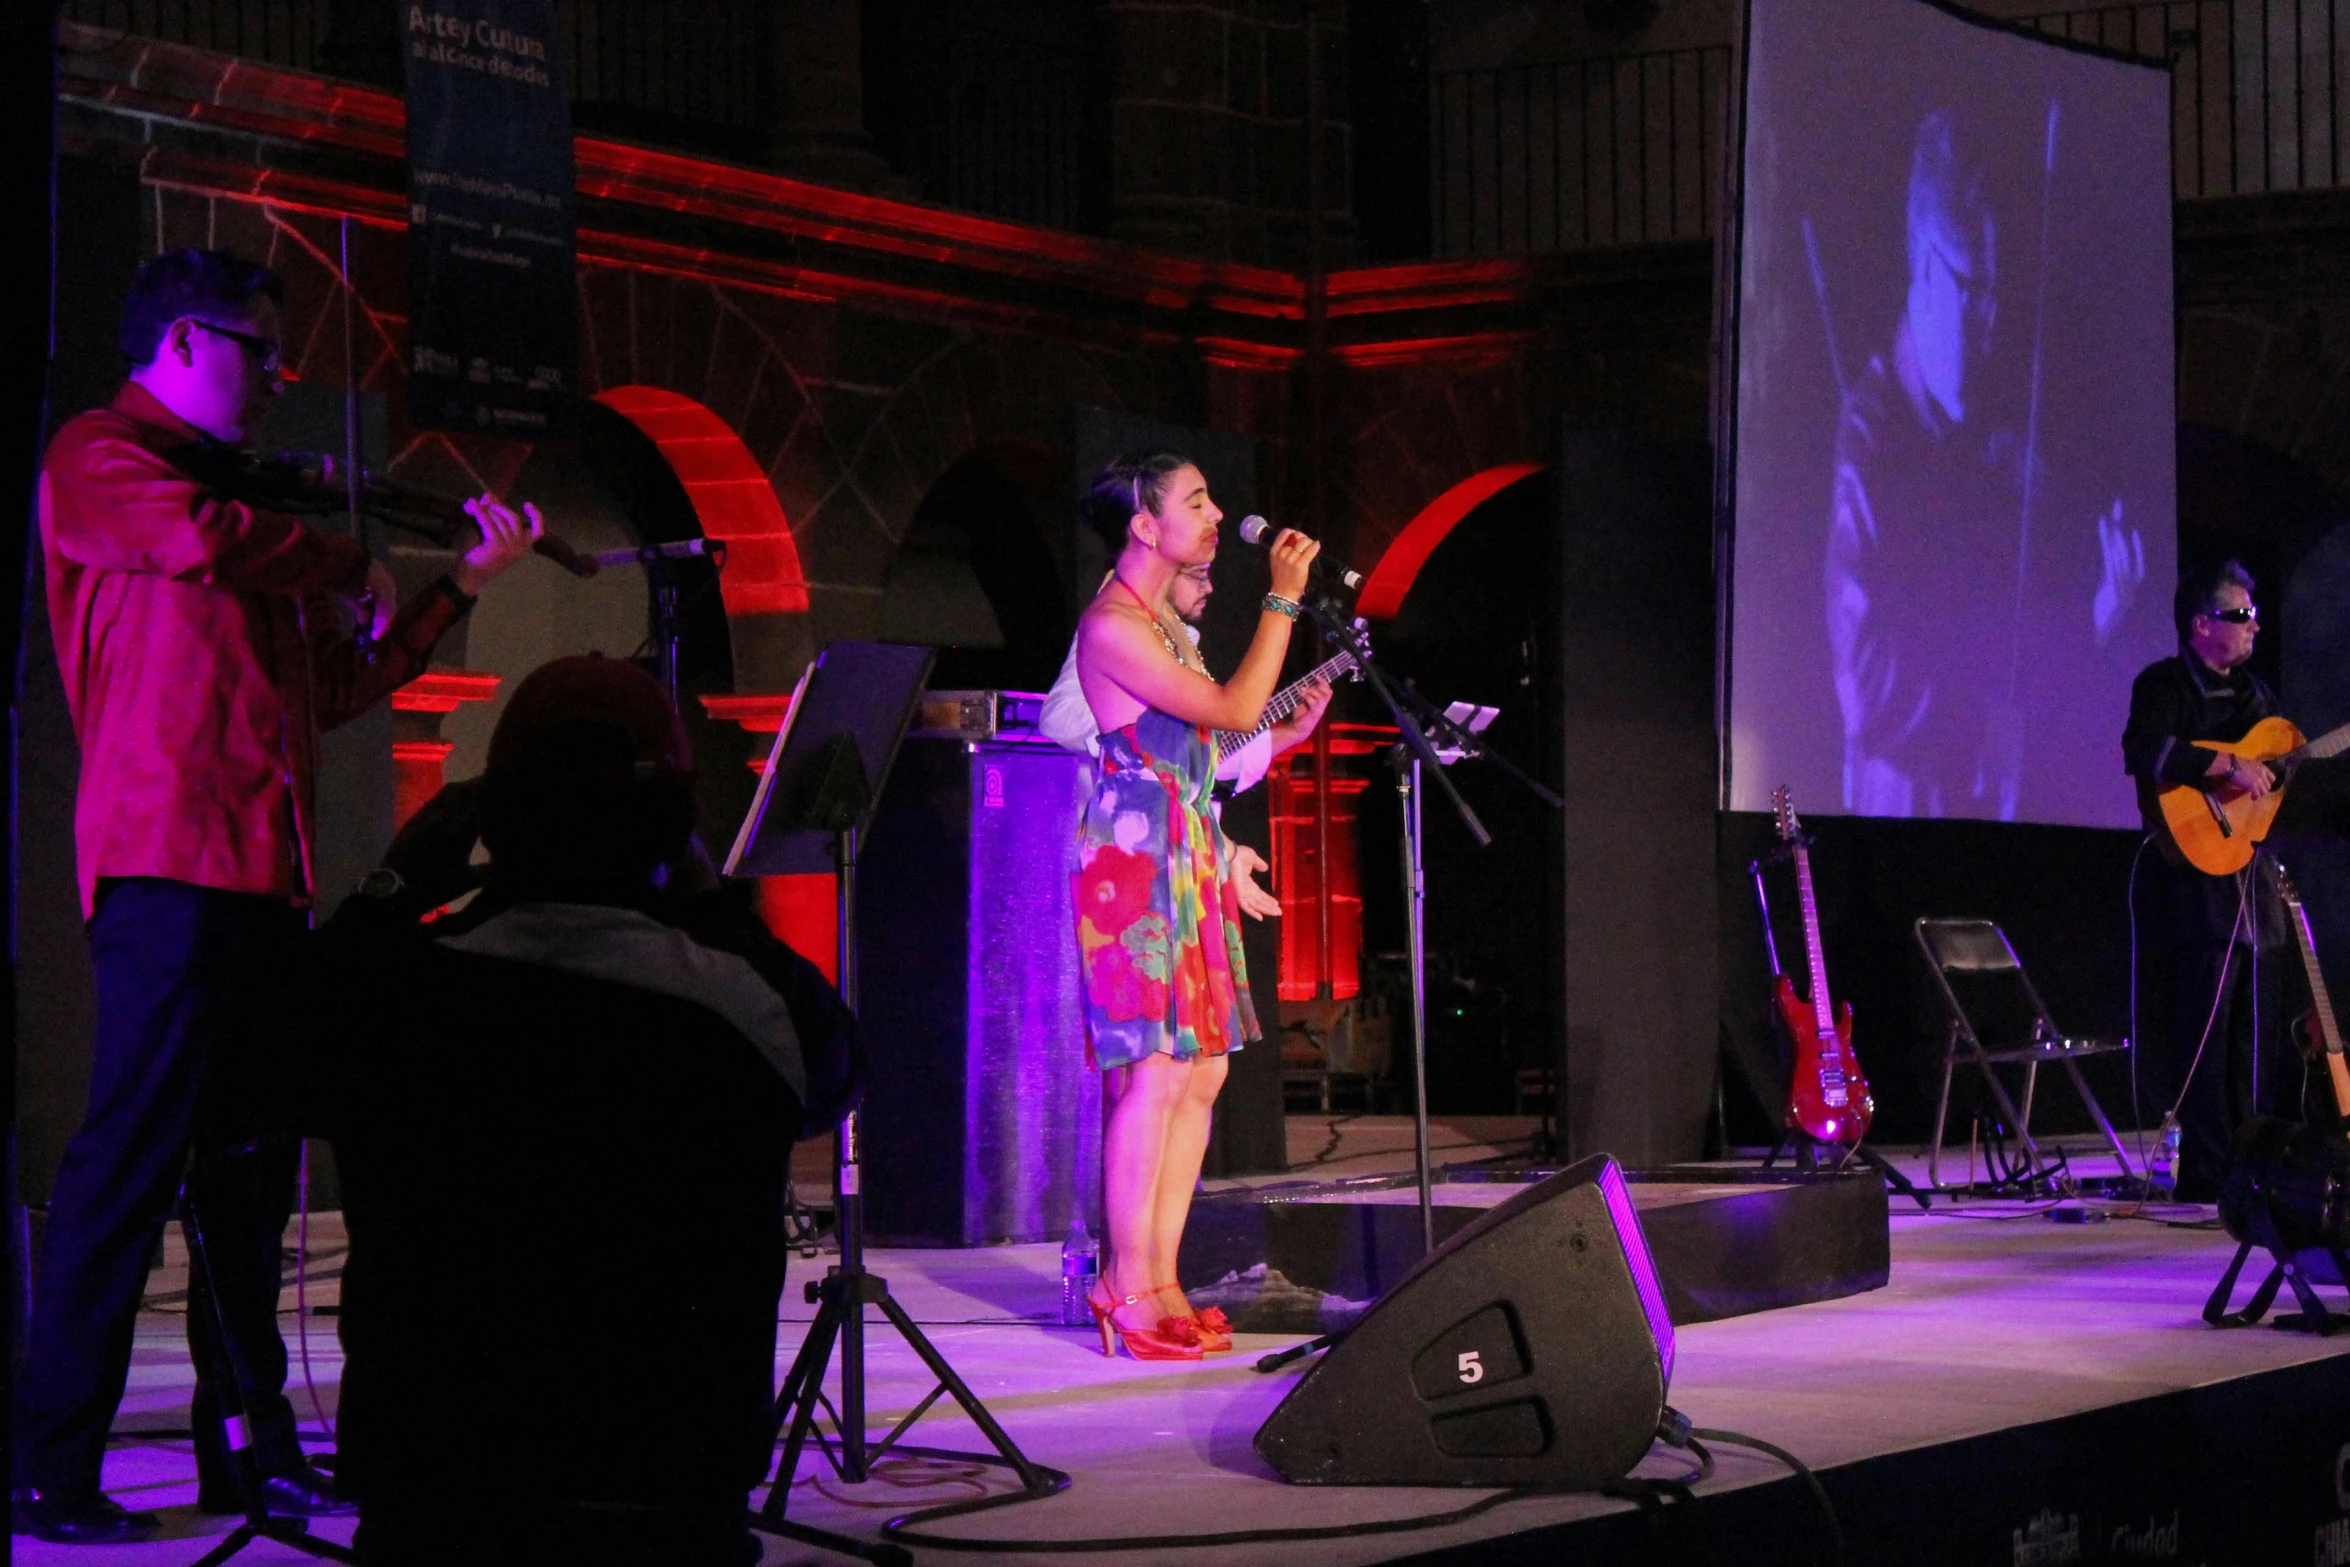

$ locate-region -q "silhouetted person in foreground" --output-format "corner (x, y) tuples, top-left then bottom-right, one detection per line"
(235, 654), (858, 1565)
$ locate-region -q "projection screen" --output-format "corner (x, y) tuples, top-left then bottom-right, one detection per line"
(1726, 0), (2175, 828)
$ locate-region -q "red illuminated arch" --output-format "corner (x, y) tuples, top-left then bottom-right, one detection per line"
(591, 386), (810, 615)
(1356, 463), (1547, 620)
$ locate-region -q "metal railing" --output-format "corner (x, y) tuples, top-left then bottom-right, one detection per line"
(63, 0), (770, 155)
(867, 1), (1099, 235)
(1428, 0), (2350, 258)
(63, 0), (1096, 228)
(1429, 46), (1733, 256)
(2017, 0), (2348, 198)
(64, 0), (335, 73)
(559, 0), (767, 152)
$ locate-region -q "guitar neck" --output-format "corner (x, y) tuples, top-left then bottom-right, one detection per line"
(1791, 842), (1836, 1036)
(2286, 893), (2348, 1056)
(1215, 653), (1355, 761)
(2284, 888), (2350, 1132)
(2298, 720), (2350, 765)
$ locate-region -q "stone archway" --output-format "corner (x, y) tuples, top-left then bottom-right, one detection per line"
(1357, 462), (1548, 618)
(877, 440), (1068, 691)
(591, 385), (810, 619)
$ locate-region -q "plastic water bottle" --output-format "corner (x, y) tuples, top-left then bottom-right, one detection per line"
(1060, 1217), (1099, 1326)
(2150, 1112), (2182, 1199)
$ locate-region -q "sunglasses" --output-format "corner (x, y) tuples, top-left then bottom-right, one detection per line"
(2205, 605), (2258, 625)
(191, 318), (284, 375)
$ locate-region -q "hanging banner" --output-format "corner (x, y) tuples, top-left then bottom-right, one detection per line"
(402, 0), (575, 438)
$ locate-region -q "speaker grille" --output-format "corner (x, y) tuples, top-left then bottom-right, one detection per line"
(1597, 1158), (1676, 1383)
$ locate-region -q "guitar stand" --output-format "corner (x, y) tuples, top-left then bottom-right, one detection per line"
(1747, 844), (1929, 1211)
(2203, 1239), (2350, 1334)
(1763, 1129), (1931, 1211)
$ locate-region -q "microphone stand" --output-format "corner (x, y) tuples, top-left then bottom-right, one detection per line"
(1301, 594), (1562, 1259)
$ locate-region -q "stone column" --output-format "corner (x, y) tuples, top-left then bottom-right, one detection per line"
(1101, 0), (1349, 269)
(766, 0), (901, 192)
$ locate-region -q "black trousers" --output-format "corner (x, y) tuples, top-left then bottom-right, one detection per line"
(14, 878), (307, 1496)
(2133, 848), (2312, 1201)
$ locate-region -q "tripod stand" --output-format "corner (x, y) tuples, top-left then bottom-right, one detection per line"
(179, 1165), (357, 1567)
(727, 643), (1065, 1563)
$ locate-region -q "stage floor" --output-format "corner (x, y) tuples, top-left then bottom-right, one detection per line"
(26, 1122), (2350, 1565)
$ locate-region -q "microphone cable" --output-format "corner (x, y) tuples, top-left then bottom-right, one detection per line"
(293, 1140), (336, 1449)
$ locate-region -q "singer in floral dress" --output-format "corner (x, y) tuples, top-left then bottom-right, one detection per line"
(1068, 451), (1317, 1360)
(1075, 698), (1257, 1070)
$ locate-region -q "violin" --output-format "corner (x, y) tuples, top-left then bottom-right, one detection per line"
(162, 442), (600, 578)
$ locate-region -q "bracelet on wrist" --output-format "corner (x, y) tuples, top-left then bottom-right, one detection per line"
(1262, 593), (1300, 619)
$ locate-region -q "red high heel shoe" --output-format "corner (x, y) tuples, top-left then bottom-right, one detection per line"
(1088, 1290), (1203, 1360)
(1153, 1284), (1232, 1353)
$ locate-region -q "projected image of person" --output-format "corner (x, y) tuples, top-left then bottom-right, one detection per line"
(1826, 108), (2145, 818)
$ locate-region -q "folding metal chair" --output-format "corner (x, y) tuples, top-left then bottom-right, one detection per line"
(1913, 918), (2137, 1188)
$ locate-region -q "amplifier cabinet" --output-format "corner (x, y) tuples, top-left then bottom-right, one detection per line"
(856, 736), (1102, 1245)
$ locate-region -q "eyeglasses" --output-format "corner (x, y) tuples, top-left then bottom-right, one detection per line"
(1175, 565), (1214, 586)
(1924, 238), (1996, 326)
(2206, 605), (2258, 625)
(190, 319), (283, 375)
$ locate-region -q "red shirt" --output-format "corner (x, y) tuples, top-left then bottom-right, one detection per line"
(41, 382), (465, 914)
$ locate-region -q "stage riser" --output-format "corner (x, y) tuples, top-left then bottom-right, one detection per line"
(1387, 1352), (2350, 1567)
(1179, 1170), (1890, 1332)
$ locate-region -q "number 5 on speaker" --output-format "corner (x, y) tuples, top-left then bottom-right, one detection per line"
(1457, 1351), (1485, 1385)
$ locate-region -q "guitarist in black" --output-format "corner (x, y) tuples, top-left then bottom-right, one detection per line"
(2122, 559), (2289, 1199)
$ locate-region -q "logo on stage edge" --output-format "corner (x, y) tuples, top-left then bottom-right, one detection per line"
(2319, 1443), (2350, 1567)
(2012, 1508), (2081, 1567)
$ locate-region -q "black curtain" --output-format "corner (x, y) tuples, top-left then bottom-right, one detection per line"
(1554, 426), (1719, 1166)
(5, 0), (60, 1476)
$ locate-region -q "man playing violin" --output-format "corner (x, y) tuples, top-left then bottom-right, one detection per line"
(12, 248), (538, 1543)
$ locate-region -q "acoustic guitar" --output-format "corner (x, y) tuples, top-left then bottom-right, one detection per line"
(1771, 788), (1876, 1146)
(2277, 867), (2350, 1133)
(2157, 717), (2350, 876)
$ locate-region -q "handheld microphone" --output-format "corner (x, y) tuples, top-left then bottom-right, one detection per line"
(1236, 515), (1364, 592)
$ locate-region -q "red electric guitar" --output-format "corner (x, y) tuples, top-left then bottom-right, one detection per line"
(1770, 787), (1876, 1146)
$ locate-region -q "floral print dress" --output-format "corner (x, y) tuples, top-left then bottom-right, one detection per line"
(1071, 706), (1260, 1070)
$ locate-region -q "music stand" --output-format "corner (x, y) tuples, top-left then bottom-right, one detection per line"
(726, 641), (1063, 1563)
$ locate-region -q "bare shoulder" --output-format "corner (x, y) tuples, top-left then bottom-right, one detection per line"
(1077, 597), (1156, 653)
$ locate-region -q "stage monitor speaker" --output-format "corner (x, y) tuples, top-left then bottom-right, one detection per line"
(1253, 1154), (1673, 1488)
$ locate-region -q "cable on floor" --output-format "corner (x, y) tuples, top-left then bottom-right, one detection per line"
(878, 1474), (1533, 1553)
(1684, 1418), (1843, 1567)
(870, 1408), (1826, 1557)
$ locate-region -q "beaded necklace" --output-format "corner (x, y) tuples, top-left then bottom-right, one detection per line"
(1110, 574), (1202, 673)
